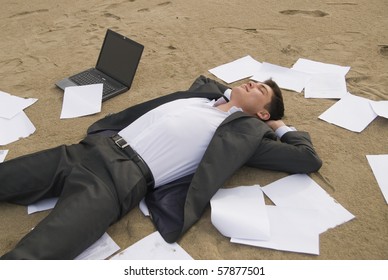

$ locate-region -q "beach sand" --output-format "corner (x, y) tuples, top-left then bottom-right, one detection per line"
(0, 0), (387, 260)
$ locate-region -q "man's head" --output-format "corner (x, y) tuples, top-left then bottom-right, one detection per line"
(230, 79), (284, 120)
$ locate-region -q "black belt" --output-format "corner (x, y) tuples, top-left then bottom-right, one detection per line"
(111, 135), (155, 192)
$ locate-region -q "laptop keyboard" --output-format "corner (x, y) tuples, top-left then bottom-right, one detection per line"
(70, 72), (115, 96)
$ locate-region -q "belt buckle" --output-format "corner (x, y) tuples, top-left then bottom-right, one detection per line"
(114, 137), (129, 149)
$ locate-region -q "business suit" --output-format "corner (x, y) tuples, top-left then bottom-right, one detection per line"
(88, 75), (322, 243)
(0, 76), (322, 259)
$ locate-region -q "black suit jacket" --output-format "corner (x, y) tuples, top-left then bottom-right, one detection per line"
(87, 76), (322, 243)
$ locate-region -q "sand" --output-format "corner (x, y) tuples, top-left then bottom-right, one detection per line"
(0, 0), (387, 260)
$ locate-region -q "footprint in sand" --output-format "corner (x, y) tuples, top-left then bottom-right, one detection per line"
(8, 9), (49, 18)
(138, 8), (150, 12)
(157, 1), (171, 6)
(210, 27), (260, 35)
(137, 1), (171, 12)
(279, 10), (329, 17)
(103, 12), (121, 20)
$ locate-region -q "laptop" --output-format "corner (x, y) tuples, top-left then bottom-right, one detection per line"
(55, 29), (144, 101)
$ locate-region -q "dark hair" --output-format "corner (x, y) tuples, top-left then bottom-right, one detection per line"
(263, 79), (284, 120)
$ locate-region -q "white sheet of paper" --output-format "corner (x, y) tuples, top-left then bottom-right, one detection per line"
(262, 174), (355, 233)
(210, 185), (270, 240)
(370, 100), (388, 119)
(366, 155), (388, 204)
(139, 198), (150, 216)
(292, 58), (350, 76)
(110, 231), (193, 260)
(60, 84), (103, 119)
(208, 55), (262, 83)
(0, 150), (8, 162)
(0, 111), (36, 145)
(319, 93), (378, 132)
(27, 197), (58, 214)
(250, 62), (311, 93)
(231, 205), (320, 255)
(0, 90), (37, 119)
(75, 232), (120, 260)
(304, 73), (347, 99)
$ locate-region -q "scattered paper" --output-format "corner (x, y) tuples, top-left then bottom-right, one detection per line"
(319, 93), (378, 132)
(0, 150), (8, 162)
(291, 58), (350, 99)
(251, 62), (311, 93)
(208, 55), (262, 83)
(0, 91), (37, 145)
(366, 155), (388, 204)
(75, 232), (120, 260)
(110, 231), (193, 260)
(262, 174), (355, 233)
(292, 58), (350, 76)
(231, 206), (320, 255)
(209, 182), (331, 255)
(60, 84), (103, 119)
(139, 198), (150, 216)
(370, 100), (388, 119)
(0, 111), (36, 145)
(210, 185), (270, 240)
(0, 90), (37, 119)
(304, 73), (347, 99)
(28, 197), (58, 214)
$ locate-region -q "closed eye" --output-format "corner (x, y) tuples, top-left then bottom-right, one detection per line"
(260, 84), (268, 95)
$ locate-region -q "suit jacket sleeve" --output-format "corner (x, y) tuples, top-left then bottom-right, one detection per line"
(188, 75), (229, 93)
(246, 130), (322, 173)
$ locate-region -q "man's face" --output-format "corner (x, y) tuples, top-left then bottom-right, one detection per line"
(231, 81), (274, 120)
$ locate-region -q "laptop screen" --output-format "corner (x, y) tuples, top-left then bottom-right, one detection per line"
(96, 29), (144, 87)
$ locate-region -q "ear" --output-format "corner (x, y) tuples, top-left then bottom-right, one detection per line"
(257, 110), (270, 121)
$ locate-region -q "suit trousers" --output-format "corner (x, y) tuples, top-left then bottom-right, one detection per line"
(0, 135), (148, 259)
